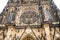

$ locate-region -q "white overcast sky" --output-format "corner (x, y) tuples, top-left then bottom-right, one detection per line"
(0, 0), (60, 13)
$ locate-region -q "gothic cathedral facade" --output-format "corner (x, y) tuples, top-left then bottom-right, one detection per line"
(0, 0), (60, 40)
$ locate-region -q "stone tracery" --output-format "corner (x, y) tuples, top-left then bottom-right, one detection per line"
(0, 0), (60, 40)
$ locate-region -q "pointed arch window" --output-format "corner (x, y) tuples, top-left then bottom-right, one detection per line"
(43, 5), (52, 21)
(7, 12), (15, 23)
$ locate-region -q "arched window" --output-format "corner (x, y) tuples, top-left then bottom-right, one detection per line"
(7, 13), (15, 23)
(43, 5), (52, 21)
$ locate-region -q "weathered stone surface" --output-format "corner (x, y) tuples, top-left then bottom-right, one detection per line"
(0, 0), (60, 40)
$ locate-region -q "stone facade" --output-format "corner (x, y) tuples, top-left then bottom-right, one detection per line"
(0, 0), (60, 40)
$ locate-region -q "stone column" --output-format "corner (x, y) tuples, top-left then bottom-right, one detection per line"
(43, 24), (51, 40)
(15, 14), (20, 26)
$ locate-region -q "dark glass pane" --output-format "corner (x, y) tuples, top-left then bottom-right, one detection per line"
(7, 13), (15, 23)
(44, 9), (52, 21)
